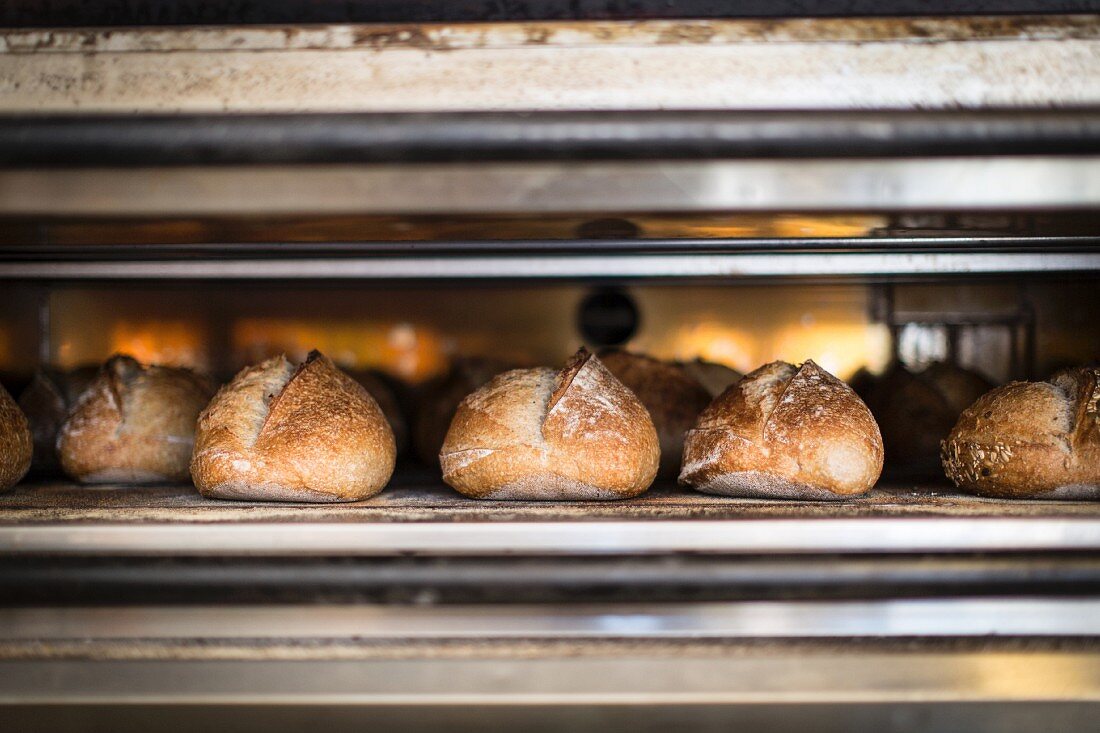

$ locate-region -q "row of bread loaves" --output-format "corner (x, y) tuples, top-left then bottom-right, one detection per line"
(2, 350), (1096, 502)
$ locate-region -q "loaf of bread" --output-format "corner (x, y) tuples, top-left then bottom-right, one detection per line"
(57, 355), (213, 484)
(682, 359), (743, 398)
(942, 367), (1099, 499)
(440, 348), (659, 500)
(680, 360), (883, 499)
(17, 366), (97, 474)
(600, 350), (712, 477)
(867, 361), (994, 470)
(0, 382), (32, 492)
(192, 351), (396, 502)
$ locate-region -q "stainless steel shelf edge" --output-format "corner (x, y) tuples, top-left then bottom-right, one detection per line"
(4, 599), (1100, 640)
(2, 652), (1099, 705)
(4, 518), (1099, 555)
(3, 157), (1099, 216)
(3, 252), (1100, 280)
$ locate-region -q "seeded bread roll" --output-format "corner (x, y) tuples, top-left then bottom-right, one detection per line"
(192, 351), (396, 502)
(682, 359), (743, 398)
(867, 362), (994, 470)
(17, 366), (97, 474)
(942, 367), (1099, 499)
(680, 360), (884, 499)
(0, 382), (32, 492)
(600, 350), (712, 477)
(57, 355), (213, 484)
(440, 348), (659, 500)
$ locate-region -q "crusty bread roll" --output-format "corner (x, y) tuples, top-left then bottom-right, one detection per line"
(680, 360), (884, 499)
(0, 382), (32, 492)
(17, 366), (97, 474)
(942, 367), (1099, 499)
(440, 348), (659, 500)
(192, 351), (396, 502)
(682, 359), (743, 398)
(57, 355), (213, 484)
(867, 361), (994, 470)
(600, 350), (712, 477)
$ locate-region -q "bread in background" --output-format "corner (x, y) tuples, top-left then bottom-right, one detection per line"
(17, 366), (97, 475)
(57, 355), (213, 484)
(681, 359), (743, 398)
(441, 348), (659, 500)
(942, 366), (1099, 499)
(600, 350), (712, 478)
(412, 357), (516, 466)
(347, 369), (410, 457)
(680, 360), (883, 500)
(865, 361), (994, 473)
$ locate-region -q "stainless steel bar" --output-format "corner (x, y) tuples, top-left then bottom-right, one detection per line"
(1, 158), (1098, 216)
(3, 518), (1098, 556)
(2, 652), (1098, 705)
(3, 599), (1099, 640)
(2, 252), (1098, 280)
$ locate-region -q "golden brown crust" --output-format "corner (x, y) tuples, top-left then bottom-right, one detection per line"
(0, 382), (32, 492)
(942, 367), (1100, 499)
(192, 351), (396, 502)
(600, 350), (712, 478)
(57, 355), (213, 484)
(679, 360), (883, 499)
(440, 348), (660, 500)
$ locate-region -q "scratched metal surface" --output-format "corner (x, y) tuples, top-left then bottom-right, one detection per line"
(1, 17), (1097, 113)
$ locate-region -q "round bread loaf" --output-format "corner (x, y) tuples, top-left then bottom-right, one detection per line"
(0, 382), (32, 492)
(600, 350), (712, 478)
(18, 366), (97, 474)
(942, 367), (1099, 499)
(192, 351), (396, 502)
(57, 355), (213, 484)
(682, 359), (743, 398)
(679, 360), (884, 499)
(440, 348), (660, 500)
(867, 362), (994, 470)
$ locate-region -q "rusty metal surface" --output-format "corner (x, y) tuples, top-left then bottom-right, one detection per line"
(2, 477), (1098, 524)
(0, 17), (1097, 113)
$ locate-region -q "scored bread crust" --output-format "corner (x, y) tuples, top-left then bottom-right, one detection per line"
(440, 348), (660, 500)
(192, 351), (396, 502)
(942, 367), (1100, 499)
(679, 360), (884, 499)
(57, 355), (214, 484)
(0, 383), (32, 493)
(600, 350), (712, 478)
